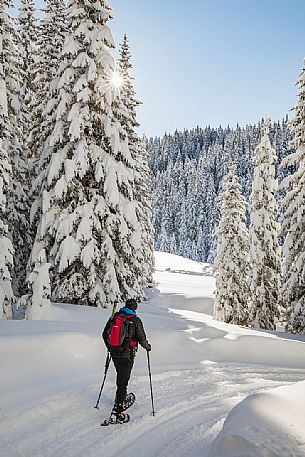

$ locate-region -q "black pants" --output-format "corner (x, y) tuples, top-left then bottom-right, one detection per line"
(112, 357), (134, 405)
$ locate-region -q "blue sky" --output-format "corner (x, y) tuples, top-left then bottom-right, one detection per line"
(14, 1), (305, 136)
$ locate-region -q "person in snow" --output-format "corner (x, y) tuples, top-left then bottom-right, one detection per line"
(102, 298), (151, 416)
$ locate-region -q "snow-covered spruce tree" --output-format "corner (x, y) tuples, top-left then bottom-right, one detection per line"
(0, 0), (31, 297)
(281, 59), (305, 334)
(17, 0), (37, 148)
(135, 136), (155, 286)
(9, 0), (38, 296)
(178, 200), (188, 256)
(213, 168), (250, 325)
(0, 144), (14, 320)
(25, 249), (52, 320)
(0, 1), (17, 318)
(117, 35), (155, 288)
(30, 0), (67, 233)
(30, 0), (147, 308)
(249, 118), (281, 330)
(159, 222), (170, 252)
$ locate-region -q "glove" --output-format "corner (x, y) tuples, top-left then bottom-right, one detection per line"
(146, 343), (151, 352)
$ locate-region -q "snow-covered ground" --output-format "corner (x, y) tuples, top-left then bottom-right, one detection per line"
(1, 251), (305, 457)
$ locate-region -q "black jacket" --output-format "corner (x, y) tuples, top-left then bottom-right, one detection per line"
(102, 311), (150, 359)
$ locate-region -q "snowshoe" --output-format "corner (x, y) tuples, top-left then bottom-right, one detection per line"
(101, 411), (130, 426)
(121, 393), (135, 411)
(100, 394), (135, 426)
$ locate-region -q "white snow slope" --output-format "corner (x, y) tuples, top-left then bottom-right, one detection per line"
(1, 251), (305, 457)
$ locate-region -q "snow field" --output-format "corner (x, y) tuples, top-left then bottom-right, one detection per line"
(1, 364), (304, 457)
(1, 252), (305, 456)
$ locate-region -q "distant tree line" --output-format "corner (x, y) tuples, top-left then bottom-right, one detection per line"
(148, 117), (292, 262)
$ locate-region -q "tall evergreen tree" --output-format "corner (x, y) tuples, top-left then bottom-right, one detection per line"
(249, 118), (281, 330)
(11, 0), (37, 295)
(117, 34), (155, 288)
(213, 168), (250, 325)
(281, 60), (305, 334)
(0, 138), (14, 320)
(25, 249), (52, 320)
(0, 0), (17, 317)
(30, 0), (67, 231)
(28, 0), (148, 311)
(17, 0), (37, 142)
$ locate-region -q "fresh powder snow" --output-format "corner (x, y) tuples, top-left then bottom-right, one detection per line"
(0, 252), (305, 457)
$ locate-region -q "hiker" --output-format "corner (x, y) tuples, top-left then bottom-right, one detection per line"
(102, 298), (151, 420)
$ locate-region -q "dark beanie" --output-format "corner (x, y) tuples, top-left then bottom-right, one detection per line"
(125, 298), (138, 311)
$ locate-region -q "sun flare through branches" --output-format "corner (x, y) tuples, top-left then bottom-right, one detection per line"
(111, 71), (123, 89)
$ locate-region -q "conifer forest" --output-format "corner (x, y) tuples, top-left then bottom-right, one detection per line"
(1, 0), (305, 335)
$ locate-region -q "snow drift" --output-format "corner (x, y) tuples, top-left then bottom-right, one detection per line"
(209, 380), (305, 457)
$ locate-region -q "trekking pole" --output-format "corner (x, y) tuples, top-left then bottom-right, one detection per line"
(94, 300), (118, 409)
(146, 350), (155, 416)
(94, 351), (111, 409)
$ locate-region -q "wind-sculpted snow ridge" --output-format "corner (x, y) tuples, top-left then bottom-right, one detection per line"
(208, 381), (305, 457)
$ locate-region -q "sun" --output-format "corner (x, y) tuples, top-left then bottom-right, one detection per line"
(111, 71), (123, 89)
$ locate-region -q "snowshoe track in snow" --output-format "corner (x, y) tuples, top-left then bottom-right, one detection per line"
(0, 364), (304, 457)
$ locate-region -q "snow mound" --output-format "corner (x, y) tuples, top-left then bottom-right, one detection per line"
(209, 380), (305, 457)
(155, 251), (211, 275)
(154, 251), (215, 314)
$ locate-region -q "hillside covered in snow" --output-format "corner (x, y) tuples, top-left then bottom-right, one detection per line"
(1, 252), (305, 457)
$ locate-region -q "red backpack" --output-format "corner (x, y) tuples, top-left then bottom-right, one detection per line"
(107, 313), (133, 347)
